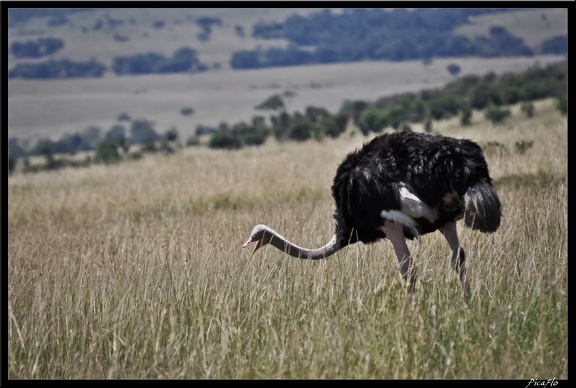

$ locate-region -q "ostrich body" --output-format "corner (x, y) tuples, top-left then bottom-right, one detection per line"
(243, 131), (501, 300)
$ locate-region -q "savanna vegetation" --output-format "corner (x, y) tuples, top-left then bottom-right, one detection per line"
(9, 37), (65, 58)
(8, 60), (567, 175)
(7, 8), (568, 378)
(232, 9), (566, 68)
(7, 8), (567, 78)
(7, 98), (567, 379)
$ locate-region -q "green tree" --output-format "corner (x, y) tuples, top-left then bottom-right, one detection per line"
(485, 106), (511, 125)
(305, 106), (330, 122)
(230, 50), (261, 69)
(180, 107), (194, 116)
(34, 139), (58, 169)
(446, 63), (461, 77)
(8, 137), (27, 158)
(95, 140), (121, 164)
(429, 95), (461, 120)
(255, 94), (286, 113)
(209, 133), (242, 149)
(232, 122), (269, 146)
(382, 105), (405, 130)
(287, 121), (313, 142)
(358, 108), (388, 135)
(117, 112), (131, 121)
(105, 124), (128, 153)
(10, 37), (64, 58)
(8, 58), (106, 79)
(251, 116), (267, 130)
(165, 127), (179, 143)
(340, 100), (368, 126)
(130, 119), (159, 144)
(556, 95), (567, 115)
(321, 113), (348, 138)
(81, 126), (102, 149)
(54, 132), (89, 154)
(541, 36), (567, 55)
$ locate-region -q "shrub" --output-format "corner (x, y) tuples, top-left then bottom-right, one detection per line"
(141, 140), (157, 153)
(520, 102), (535, 118)
(180, 107), (194, 116)
(95, 140), (121, 164)
(105, 124), (128, 151)
(446, 63), (461, 77)
(429, 95), (461, 120)
(8, 58), (107, 79)
(515, 140), (534, 155)
(485, 106), (511, 125)
(117, 112), (131, 121)
(130, 119), (159, 144)
(287, 122), (313, 142)
(556, 95), (567, 115)
(321, 113), (348, 138)
(358, 108), (388, 135)
(480, 141), (508, 157)
(10, 37), (65, 58)
(164, 127), (179, 142)
(209, 133), (242, 150)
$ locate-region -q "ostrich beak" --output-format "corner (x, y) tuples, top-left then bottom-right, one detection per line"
(242, 238), (263, 253)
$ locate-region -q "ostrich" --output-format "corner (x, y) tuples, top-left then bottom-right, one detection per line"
(242, 131), (501, 300)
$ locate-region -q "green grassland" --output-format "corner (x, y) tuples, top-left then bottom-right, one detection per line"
(7, 98), (567, 378)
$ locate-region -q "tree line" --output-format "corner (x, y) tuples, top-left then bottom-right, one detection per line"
(8, 115), (181, 174)
(232, 8), (566, 69)
(8, 46), (209, 79)
(10, 37), (65, 58)
(207, 61), (567, 149)
(8, 8), (567, 79)
(8, 60), (566, 175)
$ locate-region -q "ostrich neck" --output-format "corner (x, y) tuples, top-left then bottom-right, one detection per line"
(268, 231), (342, 260)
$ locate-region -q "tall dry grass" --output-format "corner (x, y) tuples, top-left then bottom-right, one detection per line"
(8, 100), (567, 379)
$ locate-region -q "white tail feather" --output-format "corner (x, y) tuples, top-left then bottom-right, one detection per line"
(381, 210), (421, 240)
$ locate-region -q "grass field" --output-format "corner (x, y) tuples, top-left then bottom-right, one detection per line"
(7, 99), (567, 379)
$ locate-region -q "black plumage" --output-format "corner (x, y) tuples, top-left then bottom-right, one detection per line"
(243, 131), (502, 301)
(332, 131), (500, 246)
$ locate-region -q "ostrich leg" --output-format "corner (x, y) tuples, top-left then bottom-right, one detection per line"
(439, 221), (471, 302)
(381, 221), (417, 296)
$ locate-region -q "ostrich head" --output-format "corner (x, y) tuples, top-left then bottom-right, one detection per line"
(242, 224), (274, 253)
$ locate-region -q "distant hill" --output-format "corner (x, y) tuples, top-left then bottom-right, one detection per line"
(7, 7), (568, 77)
(6, 7), (567, 143)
